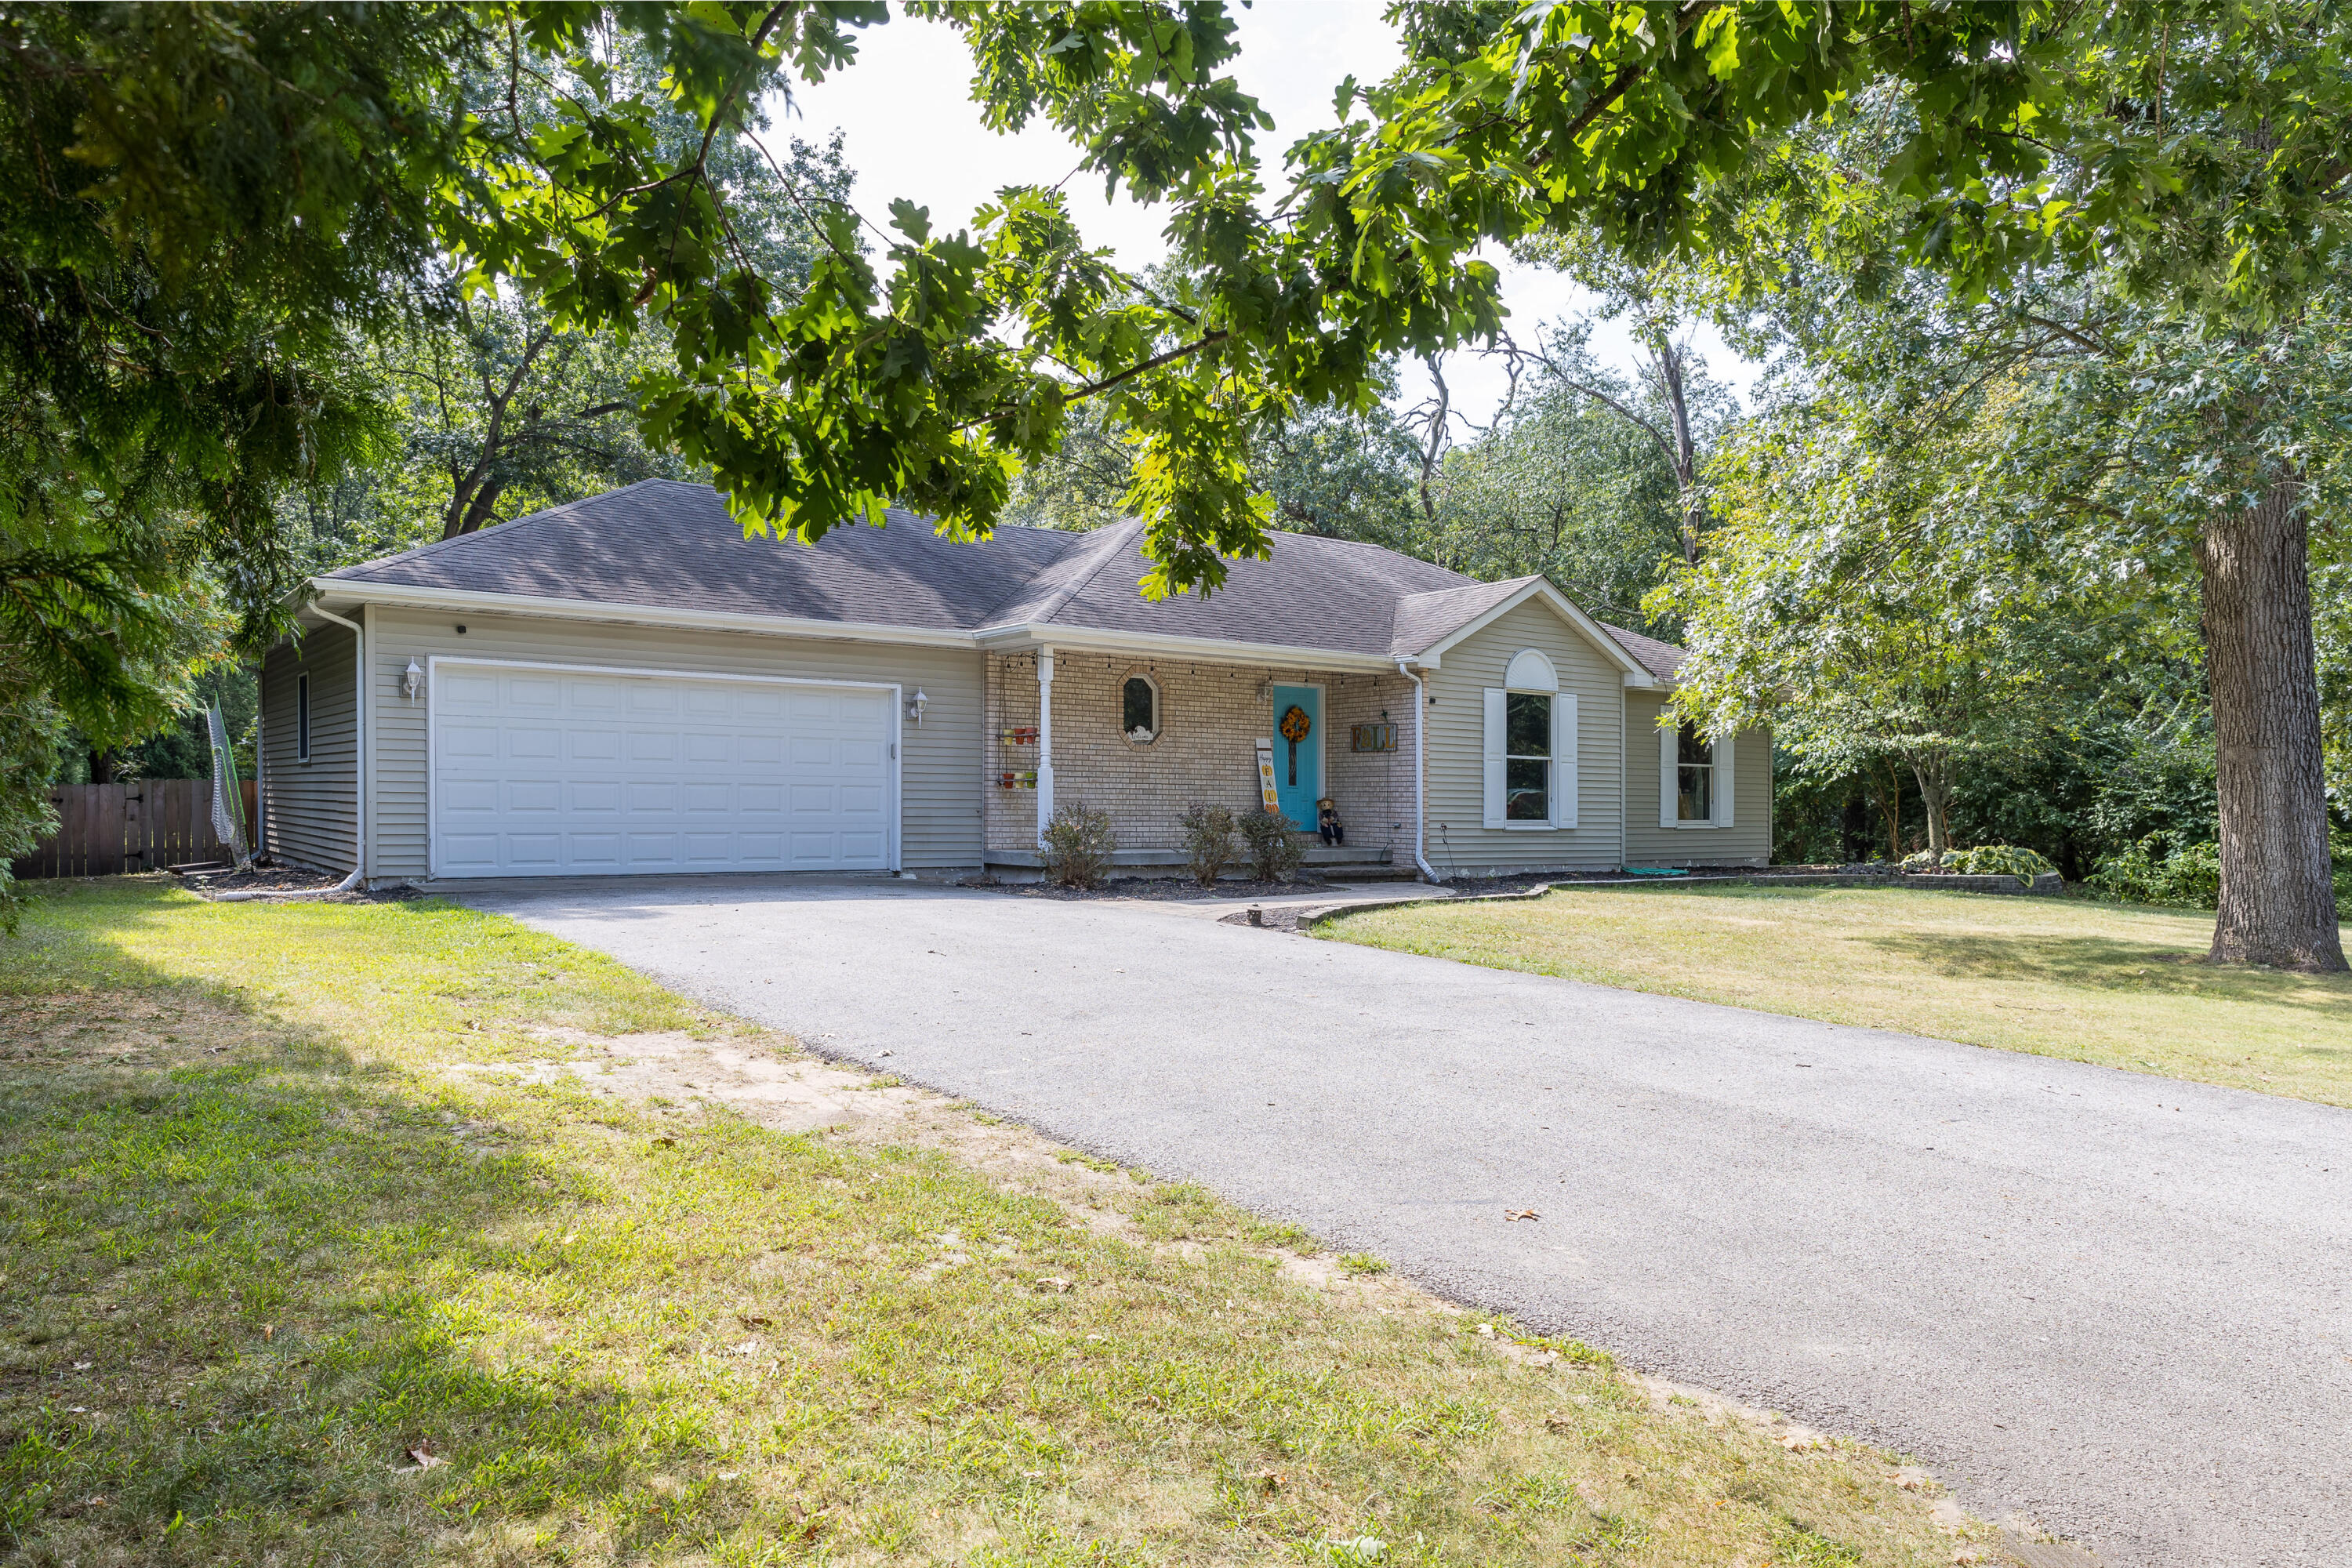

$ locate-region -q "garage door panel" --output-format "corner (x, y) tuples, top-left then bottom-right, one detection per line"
(506, 834), (562, 866)
(507, 781), (561, 813)
(433, 665), (894, 876)
(568, 833), (622, 867)
(442, 721), (500, 758)
(568, 678), (622, 713)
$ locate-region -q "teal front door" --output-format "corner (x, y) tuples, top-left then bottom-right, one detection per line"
(1269, 684), (1322, 831)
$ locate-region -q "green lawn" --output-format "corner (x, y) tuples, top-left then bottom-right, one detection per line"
(1322, 885), (2352, 1105)
(0, 878), (1974, 1566)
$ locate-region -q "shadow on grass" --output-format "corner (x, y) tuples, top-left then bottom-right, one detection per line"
(0, 913), (750, 1564)
(1857, 927), (2352, 1016)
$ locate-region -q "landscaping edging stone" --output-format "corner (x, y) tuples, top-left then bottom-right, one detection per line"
(1221, 868), (2068, 935)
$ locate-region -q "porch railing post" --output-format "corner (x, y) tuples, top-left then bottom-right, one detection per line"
(1035, 646), (1055, 842)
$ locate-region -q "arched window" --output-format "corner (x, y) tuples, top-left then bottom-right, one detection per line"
(1122, 673), (1160, 743)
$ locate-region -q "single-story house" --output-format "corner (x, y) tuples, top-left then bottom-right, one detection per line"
(259, 479), (1767, 885)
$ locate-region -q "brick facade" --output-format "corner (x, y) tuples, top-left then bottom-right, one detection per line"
(982, 651), (1415, 862)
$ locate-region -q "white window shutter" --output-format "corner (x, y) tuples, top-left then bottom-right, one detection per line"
(1551, 692), (1577, 828)
(1658, 716), (1676, 827)
(1715, 730), (1736, 827)
(1483, 688), (1507, 828)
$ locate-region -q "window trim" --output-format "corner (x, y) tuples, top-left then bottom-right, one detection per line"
(1120, 670), (1161, 745)
(1657, 719), (1736, 829)
(296, 671), (312, 763)
(1503, 689), (1554, 826)
(1483, 650), (1577, 832)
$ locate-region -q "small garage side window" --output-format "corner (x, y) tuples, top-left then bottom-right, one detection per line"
(296, 673), (311, 761)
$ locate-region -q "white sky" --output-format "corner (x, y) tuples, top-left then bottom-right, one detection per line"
(775, 2), (1757, 440)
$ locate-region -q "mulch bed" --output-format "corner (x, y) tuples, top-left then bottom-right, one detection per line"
(968, 874), (1353, 902)
(172, 865), (415, 902)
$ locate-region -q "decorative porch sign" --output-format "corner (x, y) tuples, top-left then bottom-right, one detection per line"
(1254, 741), (1279, 810)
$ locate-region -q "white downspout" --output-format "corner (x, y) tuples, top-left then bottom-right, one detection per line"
(309, 604), (368, 893)
(1035, 646), (1055, 844)
(1398, 658), (1439, 884)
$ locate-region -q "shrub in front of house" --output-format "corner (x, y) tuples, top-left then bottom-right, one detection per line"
(1180, 802), (1238, 888)
(1238, 807), (1305, 884)
(1041, 801), (1117, 889)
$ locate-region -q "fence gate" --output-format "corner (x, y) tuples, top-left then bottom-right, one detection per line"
(9, 779), (257, 880)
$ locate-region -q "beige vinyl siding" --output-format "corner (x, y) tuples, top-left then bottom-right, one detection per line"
(259, 625), (359, 873)
(1622, 691), (1771, 866)
(359, 608), (987, 879)
(1419, 599), (1624, 873)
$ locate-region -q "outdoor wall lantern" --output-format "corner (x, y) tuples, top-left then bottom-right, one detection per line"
(906, 688), (927, 726)
(402, 658), (426, 699)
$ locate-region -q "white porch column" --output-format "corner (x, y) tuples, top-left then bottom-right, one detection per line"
(1035, 646), (1055, 841)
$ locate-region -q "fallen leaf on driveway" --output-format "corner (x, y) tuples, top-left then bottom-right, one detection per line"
(1504, 1208), (1540, 1222)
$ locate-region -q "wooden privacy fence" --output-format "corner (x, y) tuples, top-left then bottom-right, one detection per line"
(10, 779), (260, 880)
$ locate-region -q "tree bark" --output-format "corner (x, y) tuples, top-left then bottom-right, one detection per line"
(2198, 477), (2346, 970)
(1909, 751), (1952, 863)
(1649, 331), (1705, 565)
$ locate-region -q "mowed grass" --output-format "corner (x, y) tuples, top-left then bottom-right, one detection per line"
(0, 878), (1969, 1567)
(1323, 884), (2352, 1105)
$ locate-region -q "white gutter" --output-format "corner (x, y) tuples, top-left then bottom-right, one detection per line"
(1397, 658), (1439, 884)
(973, 620), (1405, 673)
(307, 579), (1410, 673)
(307, 580), (975, 651)
(307, 604), (368, 895)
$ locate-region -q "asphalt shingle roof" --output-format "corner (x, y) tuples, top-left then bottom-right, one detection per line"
(324, 479), (1659, 669)
(1596, 622), (1688, 681)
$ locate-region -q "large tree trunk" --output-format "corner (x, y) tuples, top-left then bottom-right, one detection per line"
(2198, 478), (2346, 971)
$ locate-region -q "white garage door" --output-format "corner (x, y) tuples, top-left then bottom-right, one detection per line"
(430, 660), (895, 877)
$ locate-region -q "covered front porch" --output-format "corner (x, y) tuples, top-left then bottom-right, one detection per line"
(978, 647), (1421, 877)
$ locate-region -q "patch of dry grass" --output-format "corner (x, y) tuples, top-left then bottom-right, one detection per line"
(1322, 884), (2352, 1105)
(0, 879), (1982, 1565)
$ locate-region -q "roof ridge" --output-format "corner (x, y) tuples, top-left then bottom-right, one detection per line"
(968, 524), (1102, 626)
(326, 479), (665, 579)
(1008, 519), (1145, 630)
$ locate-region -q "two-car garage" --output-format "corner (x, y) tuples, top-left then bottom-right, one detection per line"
(428, 659), (897, 877)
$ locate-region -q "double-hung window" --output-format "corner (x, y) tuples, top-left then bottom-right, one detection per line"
(1675, 723), (1711, 821)
(296, 673), (312, 762)
(1483, 650), (1577, 829)
(1658, 719), (1734, 827)
(1505, 692), (1552, 822)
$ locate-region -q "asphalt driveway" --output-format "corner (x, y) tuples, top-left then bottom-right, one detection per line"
(454, 874), (2352, 1566)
